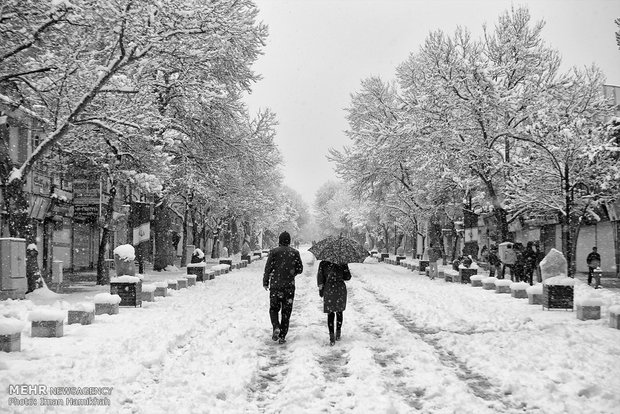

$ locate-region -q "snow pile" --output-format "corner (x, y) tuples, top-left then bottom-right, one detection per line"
(164, 265), (180, 272)
(110, 275), (141, 284)
(575, 297), (603, 307)
(539, 248), (567, 280)
(510, 282), (530, 290)
(114, 244), (136, 262)
(482, 277), (497, 284)
(154, 282), (168, 288)
(93, 293), (122, 304)
(185, 274), (197, 280)
(526, 284), (543, 294)
(0, 317), (25, 335)
(142, 284), (157, 293)
(71, 302), (95, 312)
(27, 243), (37, 251)
(193, 248), (205, 259)
(543, 276), (575, 286)
(27, 308), (66, 322)
(167, 280), (178, 286)
(212, 264), (230, 271)
(187, 262), (206, 268)
(470, 275), (484, 281)
(26, 286), (61, 301)
(609, 305), (620, 314)
(495, 279), (512, 287)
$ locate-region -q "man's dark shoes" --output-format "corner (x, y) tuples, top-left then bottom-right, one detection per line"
(278, 337), (286, 344)
(335, 329), (341, 341)
(329, 334), (336, 346)
(272, 328), (280, 341)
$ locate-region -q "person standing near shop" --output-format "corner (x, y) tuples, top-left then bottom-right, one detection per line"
(586, 247), (601, 286)
(427, 242), (441, 280)
(263, 231), (303, 344)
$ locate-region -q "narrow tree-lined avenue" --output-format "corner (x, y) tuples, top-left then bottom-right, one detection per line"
(1, 250), (619, 413)
(1, 2), (620, 413)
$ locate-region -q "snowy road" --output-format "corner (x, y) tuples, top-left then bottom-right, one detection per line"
(2, 249), (620, 414)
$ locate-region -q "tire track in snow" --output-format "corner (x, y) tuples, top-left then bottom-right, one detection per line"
(347, 286), (426, 411)
(245, 257), (318, 411)
(360, 283), (532, 413)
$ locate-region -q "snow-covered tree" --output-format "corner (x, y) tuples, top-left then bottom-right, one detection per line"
(505, 66), (619, 276)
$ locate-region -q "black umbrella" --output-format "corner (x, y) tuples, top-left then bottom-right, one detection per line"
(308, 235), (368, 265)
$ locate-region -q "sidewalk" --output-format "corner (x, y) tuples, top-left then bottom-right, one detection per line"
(574, 271), (620, 293)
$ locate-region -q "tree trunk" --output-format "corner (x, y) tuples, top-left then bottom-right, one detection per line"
(180, 202), (189, 268)
(231, 219), (240, 254)
(96, 185), (116, 285)
(3, 178), (42, 292)
(153, 198), (174, 271)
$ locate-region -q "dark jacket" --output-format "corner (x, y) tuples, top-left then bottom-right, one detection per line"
(263, 245), (303, 290)
(587, 251), (601, 267)
(317, 261), (351, 313)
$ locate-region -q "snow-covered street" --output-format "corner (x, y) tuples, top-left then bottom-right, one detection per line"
(2, 249), (620, 414)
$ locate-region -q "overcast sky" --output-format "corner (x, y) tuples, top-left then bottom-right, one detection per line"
(244, 0), (620, 207)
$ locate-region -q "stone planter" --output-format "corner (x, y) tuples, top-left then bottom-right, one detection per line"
(253, 252), (262, 259)
(482, 278), (497, 290)
(219, 259), (233, 268)
(205, 270), (215, 280)
(528, 293), (542, 305)
(576, 305), (601, 321)
(95, 303), (119, 316)
(419, 260), (429, 272)
(154, 286), (167, 297)
(542, 284), (574, 310)
(177, 278), (188, 289)
(470, 275), (484, 287)
(510, 282), (530, 299)
(459, 268), (478, 284)
(0, 333), (21, 352)
(31, 320), (63, 338)
(167, 280), (179, 290)
(110, 280), (142, 307)
(495, 284), (511, 294)
(444, 272), (455, 282)
(142, 290), (155, 302)
(186, 275), (197, 286)
(187, 264), (206, 282)
(68, 310), (95, 325)
(609, 307), (620, 329)
(380, 253), (389, 262)
(241, 255), (252, 264)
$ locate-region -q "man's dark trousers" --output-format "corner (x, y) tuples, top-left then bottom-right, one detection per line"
(269, 287), (295, 338)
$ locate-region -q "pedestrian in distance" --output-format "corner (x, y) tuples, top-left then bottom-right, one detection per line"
(500, 244), (516, 280)
(533, 241), (544, 283)
(512, 243), (525, 283)
(523, 241), (537, 285)
(317, 260), (351, 346)
(487, 245), (501, 278)
(586, 246), (601, 287)
(263, 231), (303, 344)
(427, 242), (441, 280)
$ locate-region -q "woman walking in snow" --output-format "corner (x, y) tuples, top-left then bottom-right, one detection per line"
(317, 260), (351, 346)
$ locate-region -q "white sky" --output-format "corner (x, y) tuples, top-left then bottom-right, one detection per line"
(244, 0), (620, 206)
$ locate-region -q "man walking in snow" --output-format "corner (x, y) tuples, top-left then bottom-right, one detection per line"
(263, 231), (303, 344)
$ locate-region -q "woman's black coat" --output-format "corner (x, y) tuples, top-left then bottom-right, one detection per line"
(317, 261), (351, 313)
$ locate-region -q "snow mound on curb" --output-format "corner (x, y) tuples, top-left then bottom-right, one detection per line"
(0, 317), (25, 334)
(93, 293), (122, 304)
(28, 308), (66, 322)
